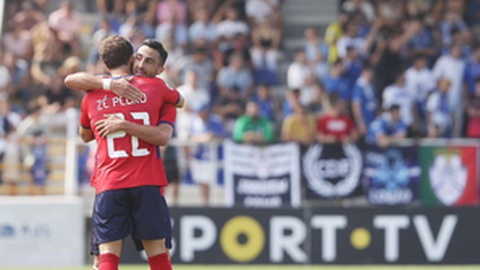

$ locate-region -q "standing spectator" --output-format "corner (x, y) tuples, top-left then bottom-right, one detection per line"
(440, 9), (469, 47)
(304, 27), (329, 80)
(322, 61), (350, 101)
(188, 9), (218, 47)
(233, 101), (274, 144)
(281, 105), (316, 145)
(217, 53), (254, 98)
(189, 105), (225, 205)
(463, 47), (480, 97)
(17, 104), (49, 195)
(382, 73), (416, 134)
(407, 19), (438, 63)
(1, 97), (22, 195)
(48, 0), (82, 55)
(352, 66), (377, 137)
(343, 46), (363, 93)
(176, 70), (210, 139)
(336, 19), (379, 60)
(426, 78), (453, 138)
(324, 11), (350, 63)
(433, 44), (466, 137)
(405, 54), (436, 132)
(466, 78), (480, 138)
(368, 104), (407, 147)
(287, 49), (315, 104)
(316, 94), (357, 143)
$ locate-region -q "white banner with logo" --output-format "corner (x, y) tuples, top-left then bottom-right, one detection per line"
(0, 196), (85, 267)
(224, 141), (301, 208)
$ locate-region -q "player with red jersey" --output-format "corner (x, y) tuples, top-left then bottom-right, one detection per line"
(78, 36), (176, 270)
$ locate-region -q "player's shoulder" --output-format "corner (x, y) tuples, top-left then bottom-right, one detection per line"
(133, 76), (176, 91)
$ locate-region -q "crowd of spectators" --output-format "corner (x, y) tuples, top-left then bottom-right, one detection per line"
(3, 0), (480, 198)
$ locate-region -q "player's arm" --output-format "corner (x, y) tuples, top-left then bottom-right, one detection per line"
(79, 126), (95, 143)
(79, 95), (95, 143)
(95, 104), (177, 146)
(64, 72), (143, 101)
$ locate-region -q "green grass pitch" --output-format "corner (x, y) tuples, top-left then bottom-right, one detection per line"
(2, 266), (480, 270)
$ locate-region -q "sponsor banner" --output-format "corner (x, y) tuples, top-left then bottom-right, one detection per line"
(0, 197), (85, 267)
(364, 144), (420, 205)
(224, 141), (301, 208)
(125, 207), (480, 265)
(420, 146), (479, 206)
(302, 143), (363, 199)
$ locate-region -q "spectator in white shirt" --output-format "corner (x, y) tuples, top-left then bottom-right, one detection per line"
(215, 7), (249, 51)
(245, 0), (280, 26)
(177, 70), (211, 140)
(336, 21), (365, 59)
(217, 53), (254, 98)
(382, 73), (416, 132)
(405, 54), (436, 131)
(432, 44), (466, 136)
(188, 9), (217, 47)
(287, 49), (315, 105)
(155, 13), (188, 50)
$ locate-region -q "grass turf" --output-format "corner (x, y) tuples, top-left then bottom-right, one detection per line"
(2, 266), (480, 270)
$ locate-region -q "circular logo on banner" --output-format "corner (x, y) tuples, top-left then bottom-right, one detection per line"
(303, 143), (362, 197)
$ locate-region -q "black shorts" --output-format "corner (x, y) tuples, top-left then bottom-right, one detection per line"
(92, 186), (172, 248)
(164, 160), (179, 184)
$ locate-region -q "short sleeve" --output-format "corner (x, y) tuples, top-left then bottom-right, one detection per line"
(80, 96), (91, 129)
(351, 84), (362, 102)
(158, 79), (181, 105)
(158, 104), (177, 127)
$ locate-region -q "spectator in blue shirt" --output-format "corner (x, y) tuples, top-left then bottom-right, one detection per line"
(464, 47), (480, 96)
(322, 60), (350, 100)
(368, 104), (407, 147)
(189, 104), (225, 205)
(352, 66), (377, 136)
(426, 78), (453, 138)
(343, 46), (363, 93)
(408, 20), (438, 63)
(251, 84), (276, 121)
(440, 10), (468, 47)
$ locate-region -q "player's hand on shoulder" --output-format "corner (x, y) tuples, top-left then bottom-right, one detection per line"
(111, 77), (144, 102)
(95, 114), (125, 137)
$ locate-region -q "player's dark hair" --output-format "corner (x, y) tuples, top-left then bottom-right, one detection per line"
(99, 35), (134, 69)
(139, 39), (168, 67)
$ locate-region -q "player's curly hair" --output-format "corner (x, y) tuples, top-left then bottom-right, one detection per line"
(99, 35), (134, 69)
(139, 39), (168, 67)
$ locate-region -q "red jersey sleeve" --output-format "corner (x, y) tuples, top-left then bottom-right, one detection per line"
(80, 95), (91, 129)
(158, 104), (177, 127)
(158, 79), (181, 105)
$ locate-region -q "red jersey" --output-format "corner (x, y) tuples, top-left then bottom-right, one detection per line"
(80, 76), (179, 194)
(317, 114), (355, 140)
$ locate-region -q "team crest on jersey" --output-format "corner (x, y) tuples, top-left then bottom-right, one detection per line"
(429, 154), (467, 206)
(303, 143), (362, 197)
